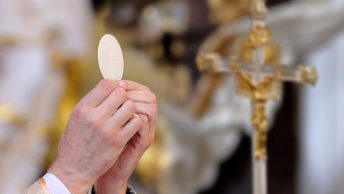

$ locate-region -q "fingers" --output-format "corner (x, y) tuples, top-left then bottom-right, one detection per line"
(119, 81), (157, 139)
(95, 87), (127, 118)
(127, 91), (157, 104)
(104, 100), (136, 130)
(119, 115), (142, 142)
(138, 114), (149, 131)
(135, 114), (149, 139)
(118, 80), (150, 92)
(135, 114), (151, 149)
(80, 79), (118, 108)
(135, 102), (158, 121)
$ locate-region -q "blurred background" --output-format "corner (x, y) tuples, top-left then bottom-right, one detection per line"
(0, 0), (343, 194)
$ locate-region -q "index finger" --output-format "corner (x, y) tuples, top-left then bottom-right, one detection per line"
(118, 80), (150, 92)
(79, 79), (118, 108)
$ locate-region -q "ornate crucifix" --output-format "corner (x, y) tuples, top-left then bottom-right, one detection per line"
(196, 0), (318, 194)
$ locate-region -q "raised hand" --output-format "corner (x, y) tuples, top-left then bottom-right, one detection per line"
(96, 80), (158, 194)
(49, 79), (141, 194)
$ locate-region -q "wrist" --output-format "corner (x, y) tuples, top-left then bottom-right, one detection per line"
(49, 160), (93, 194)
(95, 178), (128, 194)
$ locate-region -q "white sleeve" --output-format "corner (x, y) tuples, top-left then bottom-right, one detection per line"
(43, 173), (71, 194)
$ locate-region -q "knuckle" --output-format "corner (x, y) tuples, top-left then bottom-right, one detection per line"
(85, 115), (101, 129)
(114, 87), (127, 100)
(125, 100), (136, 112)
(128, 116), (142, 131)
(119, 80), (127, 87)
(102, 130), (120, 145)
(110, 136), (123, 146)
(100, 129), (112, 141)
(100, 79), (116, 92)
(74, 105), (88, 119)
(141, 115), (149, 123)
(133, 116), (142, 127)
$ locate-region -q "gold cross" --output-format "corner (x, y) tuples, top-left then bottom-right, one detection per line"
(196, 0), (318, 161)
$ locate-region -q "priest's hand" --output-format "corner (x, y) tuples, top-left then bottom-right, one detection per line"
(49, 79), (142, 194)
(95, 80), (158, 194)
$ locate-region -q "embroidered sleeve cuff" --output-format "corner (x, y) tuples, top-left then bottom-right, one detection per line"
(43, 173), (71, 194)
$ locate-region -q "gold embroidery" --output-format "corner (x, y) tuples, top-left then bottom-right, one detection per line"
(39, 178), (49, 194)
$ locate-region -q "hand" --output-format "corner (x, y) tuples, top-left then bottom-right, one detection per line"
(96, 80), (158, 194)
(49, 79), (142, 194)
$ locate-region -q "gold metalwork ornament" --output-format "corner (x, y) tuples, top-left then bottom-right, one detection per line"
(232, 63), (283, 160)
(197, 49), (318, 160)
(197, 0), (318, 161)
(252, 99), (268, 160)
(248, 24), (271, 48)
(231, 24), (281, 66)
(196, 1), (318, 193)
(232, 63), (283, 100)
(299, 65), (318, 86)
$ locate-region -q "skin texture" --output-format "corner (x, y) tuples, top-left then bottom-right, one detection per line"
(48, 79), (157, 194)
(95, 80), (158, 194)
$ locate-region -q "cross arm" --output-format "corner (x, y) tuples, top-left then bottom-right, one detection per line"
(197, 52), (318, 86)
